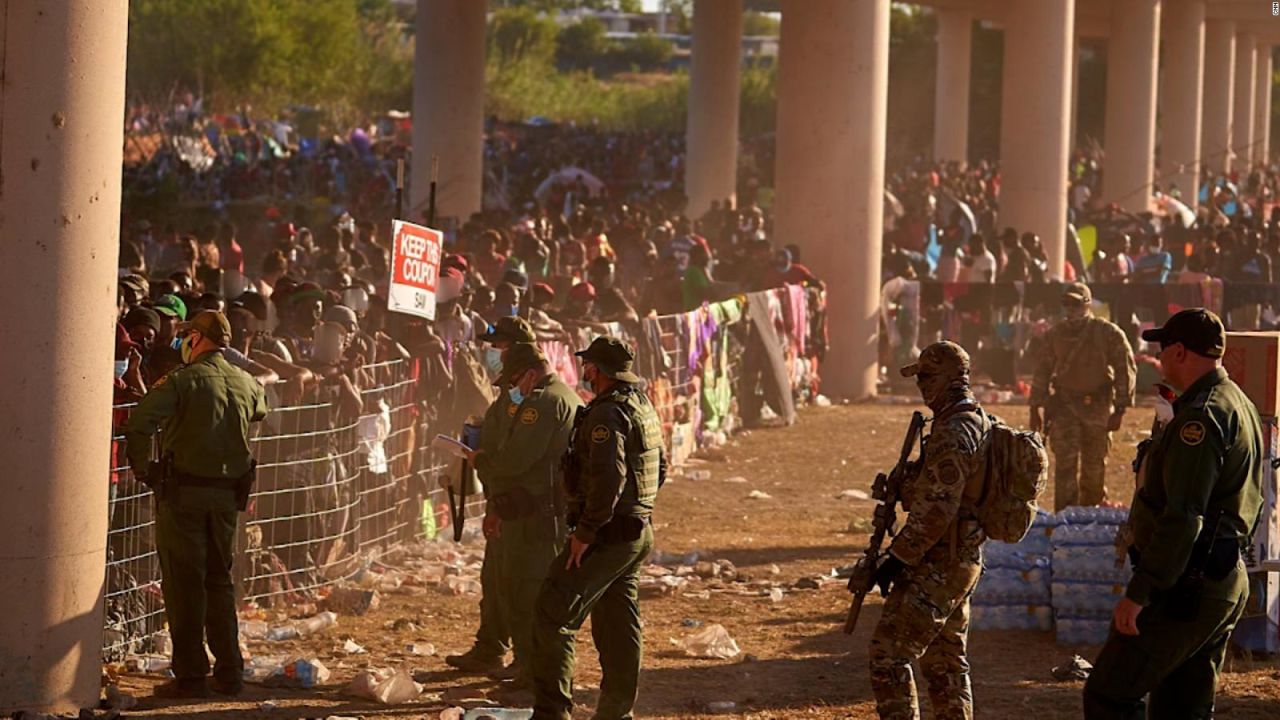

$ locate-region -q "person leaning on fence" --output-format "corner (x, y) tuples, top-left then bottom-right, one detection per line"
(1083, 309), (1262, 719)
(464, 342), (582, 704)
(446, 315), (539, 676)
(1029, 282), (1136, 510)
(124, 310), (267, 699)
(530, 336), (666, 720)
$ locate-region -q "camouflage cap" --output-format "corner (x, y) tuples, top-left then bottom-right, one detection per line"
(495, 341), (548, 386)
(480, 316), (535, 344)
(1062, 281), (1092, 304)
(900, 340), (971, 379)
(179, 310), (232, 347)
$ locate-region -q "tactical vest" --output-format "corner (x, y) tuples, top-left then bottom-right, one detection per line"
(592, 384), (663, 516)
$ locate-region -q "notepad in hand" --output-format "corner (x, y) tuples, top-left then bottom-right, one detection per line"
(431, 434), (472, 459)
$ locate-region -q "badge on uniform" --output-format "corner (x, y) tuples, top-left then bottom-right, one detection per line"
(520, 408), (539, 425)
(1180, 421), (1206, 446)
(507, 403), (518, 417)
(591, 425), (611, 443)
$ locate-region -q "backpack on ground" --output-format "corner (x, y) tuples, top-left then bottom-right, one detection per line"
(965, 410), (1049, 543)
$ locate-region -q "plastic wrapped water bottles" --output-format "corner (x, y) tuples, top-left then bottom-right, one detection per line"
(972, 511), (1057, 631)
(1051, 507), (1130, 645)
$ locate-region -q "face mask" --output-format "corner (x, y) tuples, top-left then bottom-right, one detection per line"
(915, 373), (952, 408)
(508, 385), (525, 405)
(114, 360), (129, 379)
(180, 333), (200, 364)
(484, 348), (503, 374)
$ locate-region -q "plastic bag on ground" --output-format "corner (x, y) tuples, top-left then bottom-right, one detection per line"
(346, 667), (423, 704)
(464, 709), (534, 720)
(676, 623), (741, 659)
(265, 657), (330, 688)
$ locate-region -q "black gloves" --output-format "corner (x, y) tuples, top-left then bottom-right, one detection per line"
(874, 554), (906, 597)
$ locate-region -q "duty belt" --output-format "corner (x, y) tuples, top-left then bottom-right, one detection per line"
(490, 488), (556, 522)
(596, 515), (650, 544)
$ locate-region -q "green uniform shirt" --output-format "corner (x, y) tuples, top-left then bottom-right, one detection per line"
(125, 350), (268, 480)
(478, 387), (520, 477)
(1126, 367), (1264, 606)
(474, 374), (582, 498)
(567, 383), (665, 544)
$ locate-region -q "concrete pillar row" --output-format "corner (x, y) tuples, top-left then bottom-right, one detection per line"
(1102, 0), (1161, 212)
(1158, 0), (1205, 208)
(774, 0), (890, 398)
(685, 0), (744, 219)
(1255, 44), (1273, 165)
(412, 0), (487, 224)
(999, 0), (1076, 281)
(933, 7), (973, 163)
(1233, 34), (1257, 170)
(1202, 20), (1236, 174)
(0, 0), (128, 712)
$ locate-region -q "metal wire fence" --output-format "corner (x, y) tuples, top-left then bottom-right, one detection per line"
(101, 287), (824, 659)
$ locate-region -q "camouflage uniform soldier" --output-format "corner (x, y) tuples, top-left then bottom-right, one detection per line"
(869, 341), (988, 720)
(1030, 283), (1136, 510)
(1085, 310), (1262, 718)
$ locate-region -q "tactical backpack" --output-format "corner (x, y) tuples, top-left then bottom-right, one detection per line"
(964, 410), (1049, 543)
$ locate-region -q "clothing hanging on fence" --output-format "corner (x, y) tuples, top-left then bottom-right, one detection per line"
(740, 291), (796, 427)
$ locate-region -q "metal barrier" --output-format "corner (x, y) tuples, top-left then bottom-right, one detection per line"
(101, 286), (825, 659)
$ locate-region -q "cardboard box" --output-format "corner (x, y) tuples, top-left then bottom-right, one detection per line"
(1246, 420), (1280, 572)
(1232, 572), (1280, 654)
(1223, 332), (1280, 416)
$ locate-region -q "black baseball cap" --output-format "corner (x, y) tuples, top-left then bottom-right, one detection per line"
(1141, 308), (1225, 358)
(576, 336), (641, 383)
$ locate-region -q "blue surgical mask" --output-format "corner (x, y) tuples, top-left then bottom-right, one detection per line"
(484, 348), (503, 373)
(508, 386), (524, 404)
(113, 360), (129, 379)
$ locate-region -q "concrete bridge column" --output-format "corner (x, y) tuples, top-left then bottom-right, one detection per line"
(774, 0), (890, 399)
(1254, 43), (1273, 164)
(1159, 0), (1205, 208)
(999, 0), (1075, 280)
(0, 0), (128, 712)
(685, 0), (744, 218)
(1202, 20), (1236, 174)
(412, 0), (487, 223)
(1233, 33), (1257, 170)
(1102, 0), (1161, 212)
(934, 7), (972, 164)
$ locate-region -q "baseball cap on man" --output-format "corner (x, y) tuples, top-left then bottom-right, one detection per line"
(153, 294), (188, 321)
(179, 310), (232, 347)
(496, 342), (548, 386)
(322, 304), (359, 333)
(1062, 282), (1092, 304)
(480, 316), (535, 344)
(575, 336), (641, 383)
(1141, 308), (1225, 358)
(900, 340), (971, 379)
(123, 307), (162, 335)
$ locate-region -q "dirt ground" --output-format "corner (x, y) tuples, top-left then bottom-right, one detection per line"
(118, 403), (1280, 719)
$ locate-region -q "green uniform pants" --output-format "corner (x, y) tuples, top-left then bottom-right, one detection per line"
(1051, 411), (1111, 510)
(471, 531), (512, 660)
(1083, 565), (1249, 719)
(154, 488), (241, 684)
(496, 513), (563, 683)
(531, 523), (654, 720)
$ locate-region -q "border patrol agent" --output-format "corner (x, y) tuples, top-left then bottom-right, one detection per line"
(468, 342), (581, 697)
(125, 311), (267, 698)
(1084, 309), (1262, 719)
(448, 316), (538, 675)
(530, 336), (666, 720)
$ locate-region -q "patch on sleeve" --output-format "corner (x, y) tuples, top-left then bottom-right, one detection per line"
(591, 424), (611, 443)
(1179, 421), (1206, 446)
(520, 408), (539, 425)
(153, 372), (171, 388)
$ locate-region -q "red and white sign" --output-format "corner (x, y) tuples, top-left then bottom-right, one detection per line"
(388, 220), (442, 320)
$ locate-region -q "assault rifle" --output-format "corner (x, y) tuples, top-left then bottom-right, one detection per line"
(843, 410), (927, 635)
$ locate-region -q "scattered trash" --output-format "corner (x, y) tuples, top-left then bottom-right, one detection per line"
(263, 658), (330, 689)
(342, 638), (367, 654)
(240, 619), (269, 640)
(681, 618), (703, 628)
(322, 587), (381, 616)
(346, 667), (423, 704)
(124, 655), (170, 674)
(814, 394), (832, 407)
(244, 655), (287, 682)
(676, 623), (741, 660)
(266, 625), (300, 641)
(721, 476), (747, 484)
(259, 701), (279, 711)
(707, 701), (738, 712)
(1051, 654), (1094, 681)
(464, 709), (534, 720)
(686, 469), (712, 481)
(440, 709), (466, 720)
(836, 489), (871, 501)
(103, 685), (136, 711)
(298, 611), (339, 636)
(746, 490), (772, 500)
(793, 577), (822, 590)
(767, 588), (784, 603)
(445, 575), (482, 595)
(768, 563), (781, 575)
(405, 642), (436, 656)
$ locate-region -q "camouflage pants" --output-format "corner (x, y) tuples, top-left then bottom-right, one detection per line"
(869, 527), (984, 720)
(1050, 411), (1110, 510)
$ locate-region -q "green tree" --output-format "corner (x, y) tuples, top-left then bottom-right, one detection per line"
(742, 11), (779, 37)
(499, 0), (643, 11)
(557, 17), (611, 70)
(488, 7), (560, 68)
(611, 33), (674, 71)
